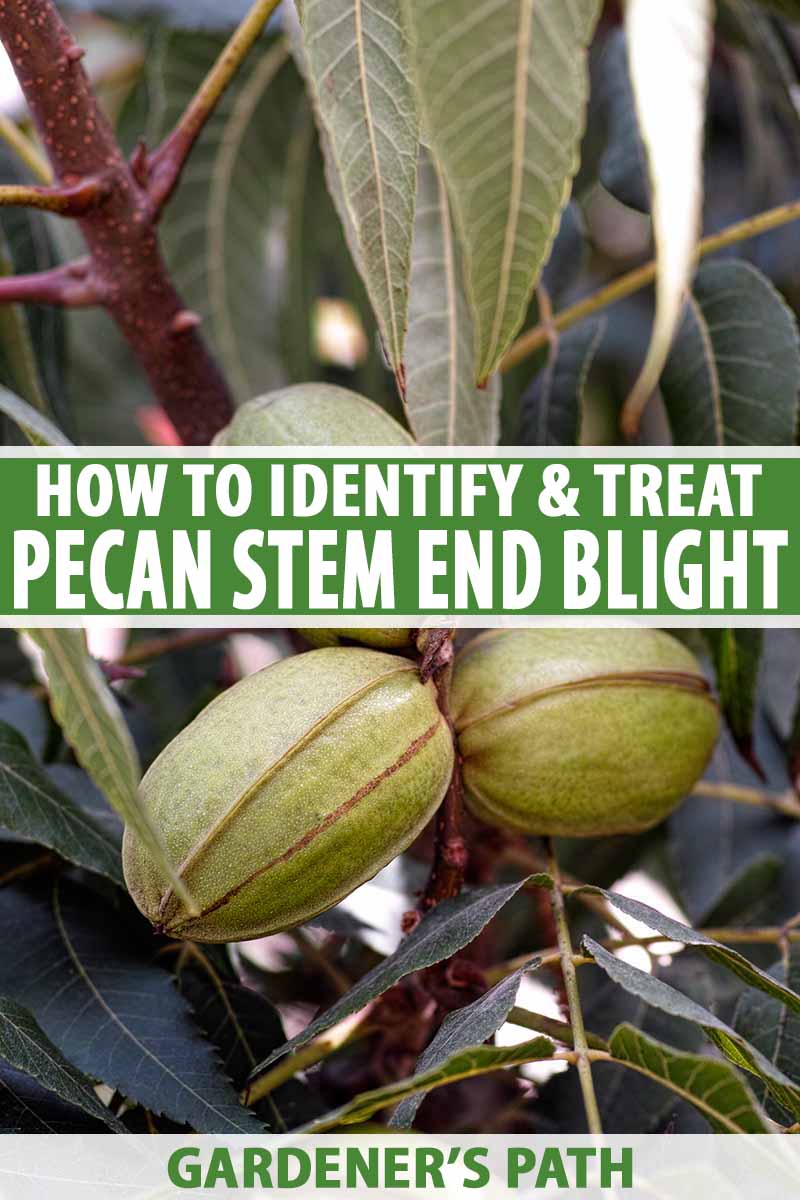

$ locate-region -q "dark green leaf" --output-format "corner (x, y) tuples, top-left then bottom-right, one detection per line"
(733, 947), (800, 1122)
(0, 722), (122, 884)
(520, 319), (605, 445)
(46, 765), (124, 845)
(586, 937), (800, 1117)
(542, 202), (588, 306)
(177, 965), (320, 1130)
(661, 260), (800, 445)
(580, 886), (800, 1014)
(0, 880), (262, 1132)
(0, 996), (123, 1132)
(537, 954), (717, 1133)
(303, 1036), (555, 1133)
(706, 629), (763, 769)
(0, 1061), (111, 1133)
(609, 1024), (770, 1133)
(598, 30), (649, 213)
(700, 856), (782, 928)
(26, 628), (194, 913)
(0, 688), (49, 759)
(670, 714), (797, 928)
(390, 961), (536, 1128)
(249, 880), (531, 1078)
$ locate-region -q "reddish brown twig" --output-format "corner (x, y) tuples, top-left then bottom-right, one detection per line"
(0, 262), (98, 307)
(418, 632), (467, 911)
(0, 176), (110, 216)
(147, 0), (282, 218)
(0, 0), (235, 443)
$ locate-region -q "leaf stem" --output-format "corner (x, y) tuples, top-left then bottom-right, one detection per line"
(692, 780), (800, 820)
(508, 1005), (608, 1051)
(244, 1016), (366, 1106)
(488, 925), (800, 984)
(546, 839), (603, 1134)
(501, 198), (800, 372)
(148, 0), (283, 214)
(0, 178), (109, 216)
(0, 113), (52, 184)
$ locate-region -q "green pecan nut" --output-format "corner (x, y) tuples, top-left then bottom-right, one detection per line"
(451, 629), (719, 837)
(123, 648), (453, 942)
(213, 383), (414, 447)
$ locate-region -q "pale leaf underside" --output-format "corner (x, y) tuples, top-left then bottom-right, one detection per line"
(407, 0), (600, 383)
(404, 149), (500, 444)
(300, 0), (419, 374)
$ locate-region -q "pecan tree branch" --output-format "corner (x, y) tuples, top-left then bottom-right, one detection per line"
(0, 0), (234, 444)
(419, 633), (467, 911)
(0, 262), (98, 307)
(0, 176), (109, 216)
(148, 0), (282, 216)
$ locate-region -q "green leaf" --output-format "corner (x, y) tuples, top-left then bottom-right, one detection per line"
(0, 880), (262, 1133)
(406, 0), (600, 383)
(249, 879), (531, 1079)
(391, 960), (536, 1128)
(669, 713), (794, 926)
(24, 628), (195, 914)
(178, 965), (320, 1130)
(519, 319), (605, 445)
(404, 147), (500, 445)
(661, 261), (800, 445)
(297, 0), (419, 377)
(700, 855), (783, 928)
(706, 629), (764, 768)
(122, 32), (298, 403)
(598, 30), (649, 213)
(0, 996), (124, 1132)
(303, 1036), (555, 1132)
(538, 954), (720, 1132)
(0, 386), (71, 448)
(733, 947), (800, 1122)
(0, 721), (122, 884)
(585, 886), (800, 1014)
(1, 1061), (112, 1133)
(609, 1024), (770, 1133)
(586, 937), (800, 1118)
(621, 0), (713, 436)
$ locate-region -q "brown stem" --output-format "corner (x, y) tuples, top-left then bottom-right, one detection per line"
(148, 0), (282, 217)
(0, 262), (98, 307)
(117, 628), (239, 667)
(0, 0), (233, 443)
(0, 177), (110, 215)
(419, 634), (467, 911)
